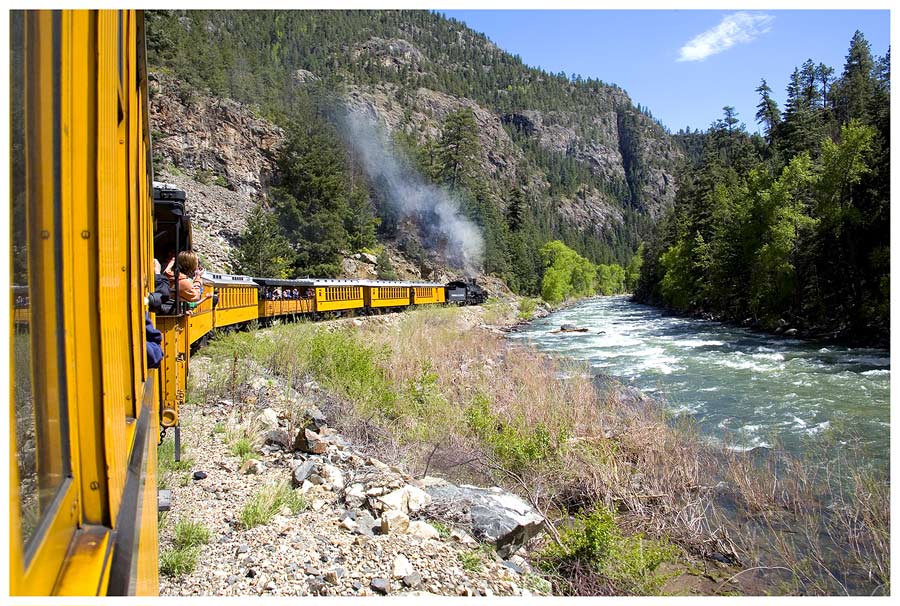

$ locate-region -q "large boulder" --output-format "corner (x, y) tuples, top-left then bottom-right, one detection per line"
(424, 482), (545, 557)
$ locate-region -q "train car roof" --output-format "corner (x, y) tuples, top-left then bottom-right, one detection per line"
(253, 277), (316, 287)
(364, 280), (444, 288)
(201, 271), (258, 286)
(248, 277), (446, 288)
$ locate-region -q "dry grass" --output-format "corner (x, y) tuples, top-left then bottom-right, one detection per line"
(190, 306), (889, 596)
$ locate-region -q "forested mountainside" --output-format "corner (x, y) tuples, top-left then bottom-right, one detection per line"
(636, 34), (890, 345)
(145, 10), (679, 293)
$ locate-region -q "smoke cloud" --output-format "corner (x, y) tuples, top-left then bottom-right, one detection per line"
(342, 110), (484, 274)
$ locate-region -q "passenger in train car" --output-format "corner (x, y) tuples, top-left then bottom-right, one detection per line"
(149, 258), (173, 314)
(161, 248), (176, 285)
(174, 250), (202, 303)
(145, 312), (163, 369)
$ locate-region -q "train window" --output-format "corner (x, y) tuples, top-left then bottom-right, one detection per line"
(11, 9), (72, 552)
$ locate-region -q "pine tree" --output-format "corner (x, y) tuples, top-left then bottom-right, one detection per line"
(755, 79), (782, 142)
(230, 202), (295, 278)
(834, 31), (876, 125)
(437, 107), (481, 189)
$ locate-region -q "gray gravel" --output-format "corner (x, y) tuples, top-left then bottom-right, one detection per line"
(158, 355), (549, 597)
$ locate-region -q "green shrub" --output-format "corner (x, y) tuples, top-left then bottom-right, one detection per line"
(160, 545), (201, 577)
(229, 437), (255, 461)
(305, 329), (397, 417)
(431, 521), (451, 539)
(465, 394), (559, 472)
(540, 506), (677, 595)
(517, 297), (538, 320)
(240, 481), (307, 529)
(458, 550), (483, 573)
(173, 518), (211, 549)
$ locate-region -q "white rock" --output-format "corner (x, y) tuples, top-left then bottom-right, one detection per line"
(406, 520), (440, 540)
(392, 553), (414, 578)
(403, 485), (431, 513)
(340, 518), (359, 532)
(380, 509), (410, 534)
(321, 464), (345, 491)
(378, 488), (408, 513)
(346, 483), (366, 499)
(257, 408), (279, 430)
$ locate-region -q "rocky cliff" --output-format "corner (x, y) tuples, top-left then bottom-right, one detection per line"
(146, 10), (686, 271)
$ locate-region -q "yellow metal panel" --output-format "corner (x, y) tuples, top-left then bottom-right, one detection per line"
(157, 316), (188, 428)
(125, 10), (145, 408)
(54, 526), (112, 595)
(96, 9), (128, 522)
(214, 305), (258, 328)
(17, 481), (80, 595)
(315, 286), (364, 312)
(412, 287), (444, 305)
(64, 9), (107, 525)
(134, 396), (160, 595)
(188, 309), (213, 344)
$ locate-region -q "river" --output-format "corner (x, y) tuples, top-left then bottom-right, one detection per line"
(509, 295), (890, 471)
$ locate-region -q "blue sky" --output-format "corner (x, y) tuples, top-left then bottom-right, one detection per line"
(439, 10), (891, 133)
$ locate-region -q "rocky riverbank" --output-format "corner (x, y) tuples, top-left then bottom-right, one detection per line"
(158, 310), (552, 597)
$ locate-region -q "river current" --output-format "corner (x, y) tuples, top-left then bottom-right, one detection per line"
(509, 296), (890, 471)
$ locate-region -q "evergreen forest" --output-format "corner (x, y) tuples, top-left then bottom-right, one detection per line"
(636, 33), (890, 344)
(145, 10), (663, 296)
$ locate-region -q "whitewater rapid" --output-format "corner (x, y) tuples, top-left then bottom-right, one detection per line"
(509, 296), (890, 470)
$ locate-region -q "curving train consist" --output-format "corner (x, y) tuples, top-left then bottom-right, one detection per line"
(9, 10), (484, 597)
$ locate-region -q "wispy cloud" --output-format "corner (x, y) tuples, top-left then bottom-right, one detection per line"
(678, 12), (774, 62)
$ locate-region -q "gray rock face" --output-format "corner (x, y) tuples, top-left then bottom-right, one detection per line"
(292, 458), (320, 487)
(265, 429), (292, 450)
(425, 483), (545, 557)
(370, 577), (390, 595)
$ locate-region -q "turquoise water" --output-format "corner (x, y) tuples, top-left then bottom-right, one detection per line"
(509, 296), (890, 471)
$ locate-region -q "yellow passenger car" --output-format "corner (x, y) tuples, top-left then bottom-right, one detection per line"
(10, 9), (160, 595)
(206, 273), (259, 331)
(411, 282), (448, 305)
(256, 278), (315, 321)
(364, 281), (413, 309)
(311, 279), (366, 313)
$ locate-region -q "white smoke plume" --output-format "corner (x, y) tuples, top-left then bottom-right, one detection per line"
(342, 110), (484, 274)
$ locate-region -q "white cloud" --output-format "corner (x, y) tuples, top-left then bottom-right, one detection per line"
(678, 12), (774, 62)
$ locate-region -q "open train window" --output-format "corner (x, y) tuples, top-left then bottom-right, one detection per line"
(152, 183), (190, 314)
(10, 9), (73, 556)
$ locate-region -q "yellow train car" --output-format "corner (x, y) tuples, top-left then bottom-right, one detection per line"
(364, 281), (413, 309)
(256, 278), (315, 321)
(152, 184), (193, 436)
(10, 9), (160, 595)
(187, 278), (215, 346)
(411, 282), (448, 305)
(312, 279), (366, 313)
(206, 273), (259, 330)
